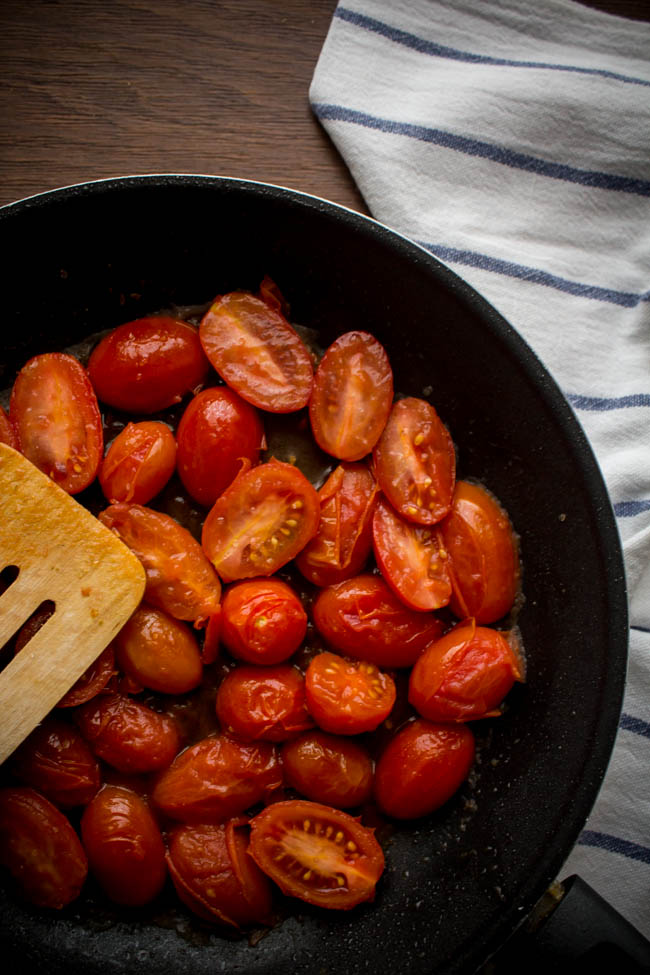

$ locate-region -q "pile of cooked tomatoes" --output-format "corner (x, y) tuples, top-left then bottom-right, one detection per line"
(0, 276), (523, 926)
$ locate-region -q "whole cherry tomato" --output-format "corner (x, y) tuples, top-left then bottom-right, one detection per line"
(166, 819), (273, 927)
(201, 459), (320, 581)
(408, 619), (523, 722)
(309, 331), (393, 461)
(10, 717), (100, 808)
(440, 480), (520, 623)
(374, 719), (475, 819)
(215, 664), (313, 741)
(312, 573), (444, 668)
(151, 734), (282, 822)
(0, 406), (17, 448)
(10, 352), (103, 494)
(248, 798), (384, 910)
(113, 604), (203, 695)
(305, 652), (395, 735)
(0, 786), (88, 909)
(99, 421), (176, 504)
(373, 397), (456, 525)
(220, 578), (307, 665)
(281, 730), (373, 808)
(201, 608), (221, 665)
(88, 316), (209, 414)
(81, 785), (166, 906)
(176, 387), (265, 507)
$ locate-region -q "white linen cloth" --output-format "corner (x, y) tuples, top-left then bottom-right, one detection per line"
(310, 0), (650, 939)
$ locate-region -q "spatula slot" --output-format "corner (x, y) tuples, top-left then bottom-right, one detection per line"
(0, 598), (56, 662)
(0, 565), (19, 593)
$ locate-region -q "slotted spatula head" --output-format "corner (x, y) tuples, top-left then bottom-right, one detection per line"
(0, 442), (146, 763)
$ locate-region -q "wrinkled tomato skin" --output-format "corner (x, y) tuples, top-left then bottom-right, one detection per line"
(281, 731), (373, 808)
(440, 480), (520, 624)
(216, 664), (314, 742)
(99, 421), (176, 505)
(176, 387), (265, 507)
(114, 604), (203, 695)
(88, 316), (209, 414)
(10, 718), (100, 808)
(81, 785), (166, 906)
(99, 502), (221, 623)
(249, 799), (384, 910)
(374, 719), (475, 820)
(202, 609), (221, 665)
(151, 735), (282, 822)
(0, 786), (88, 909)
(305, 652), (396, 735)
(312, 574), (444, 668)
(10, 352), (103, 494)
(166, 821), (273, 927)
(309, 331), (393, 461)
(221, 578), (307, 665)
(74, 692), (182, 774)
(0, 406), (17, 448)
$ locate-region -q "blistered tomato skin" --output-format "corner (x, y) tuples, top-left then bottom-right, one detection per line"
(87, 316), (209, 414)
(305, 652), (396, 735)
(281, 731), (374, 808)
(220, 578), (308, 665)
(215, 664), (314, 742)
(99, 421), (176, 505)
(10, 717), (100, 808)
(0, 406), (17, 448)
(113, 604), (203, 694)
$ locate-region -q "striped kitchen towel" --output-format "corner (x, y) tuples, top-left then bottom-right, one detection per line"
(310, 0), (650, 938)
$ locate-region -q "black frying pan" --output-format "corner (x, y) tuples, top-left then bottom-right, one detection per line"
(0, 175), (629, 974)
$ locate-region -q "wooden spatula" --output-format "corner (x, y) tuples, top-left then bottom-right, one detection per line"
(0, 442), (146, 763)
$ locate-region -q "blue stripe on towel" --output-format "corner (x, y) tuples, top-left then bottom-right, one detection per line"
(312, 103), (650, 198)
(335, 7), (650, 89)
(567, 393), (650, 410)
(578, 830), (650, 864)
(614, 500), (650, 517)
(620, 713), (650, 739)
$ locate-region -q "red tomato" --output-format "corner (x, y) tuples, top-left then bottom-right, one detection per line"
(312, 574), (444, 668)
(220, 578), (307, 665)
(166, 820), (273, 927)
(372, 495), (452, 611)
(281, 731), (373, 808)
(81, 785), (166, 906)
(0, 786), (88, 909)
(199, 288), (313, 413)
(176, 387), (265, 507)
(216, 664), (313, 741)
(202, 459), (320, 582)
(74, 692), (181, 774)
(0, 405), (17, 448)
(87, 316), (209, 414)
(373, 397), (456, 525)
(99, 421), (176, 504)
(151, 734), (282, 822)
(248, 799), (384, 910)
(408, 619), (523, 722)
(99, 502), (221, 623)
(113, 604), (203, 694)
(296, 462), (378, 587)
(202, 608), (221, 665)
(305, 652), (395, 735)
(10, 718), (100, 808)
(374, 719), (475, 819)
(309, 331), (393, 461)
(10, 352), (103, 494)
(440, 480), (520, 623)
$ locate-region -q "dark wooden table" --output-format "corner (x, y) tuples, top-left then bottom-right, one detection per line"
(1, 0), (648, 214)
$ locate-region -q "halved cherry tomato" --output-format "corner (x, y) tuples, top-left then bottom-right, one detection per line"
(80, 785), (166, 906)
(216, 664), (313, 741)
(372, 495), (452, 611)
(373, 397), (456, 525)
(176, 387), (265, 507)
(199, 288), (313, 413)
(374, 719), (475, 819)
(309, 331), (393, 461)
(220, 578), (308, 665)
(99, 502), (221, 623)
(296, 462), (378, 587)
(305, 652), (395, 735)
(202, 459), (320, 581)
(99, 421), (176, 504)
(248, 798), (384, 910)
(0, 406), (17, 448)
(151, 734), (282, 822)
(440, 480), (520, 623)
(10, 717), (100, 808)
(0, 786), (88, 909)
(408, 619), (523, 722)
(281, 731), (373, 808)
(166, 820), (273, 927)
(10, 352), (103, 494)
(312, 574), (444, 668)
(88, 316), (209, 414)
(113, 604), (203, 695)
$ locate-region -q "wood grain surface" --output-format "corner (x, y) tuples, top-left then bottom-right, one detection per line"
(1, 0), (648, 214)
